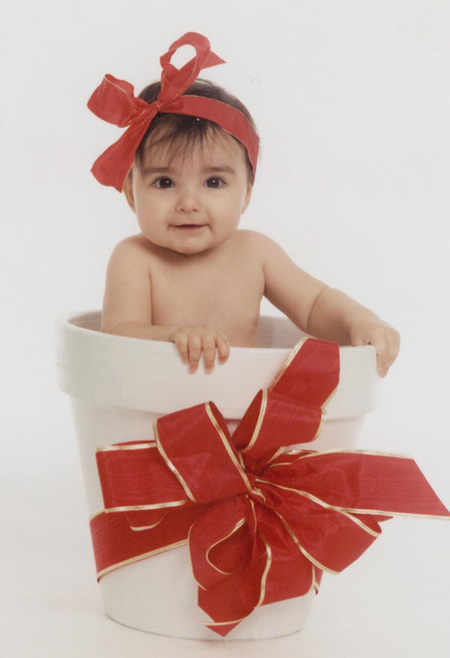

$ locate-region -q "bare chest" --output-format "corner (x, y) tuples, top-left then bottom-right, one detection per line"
(148, 239), (265, 346)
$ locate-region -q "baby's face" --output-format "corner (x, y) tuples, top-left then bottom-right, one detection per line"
(123, 131), (252, 258)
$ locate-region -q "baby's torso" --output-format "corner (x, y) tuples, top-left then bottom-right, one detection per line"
(142, 230), (265, 347)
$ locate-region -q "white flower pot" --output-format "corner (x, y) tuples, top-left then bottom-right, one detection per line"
(56, 310), (380, 640)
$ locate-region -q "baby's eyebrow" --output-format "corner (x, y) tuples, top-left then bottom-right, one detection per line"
(203, 165), (237, 175)
(141, 165), (236, 176)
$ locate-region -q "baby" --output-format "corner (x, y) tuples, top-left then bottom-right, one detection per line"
(92, 33), (400, 377)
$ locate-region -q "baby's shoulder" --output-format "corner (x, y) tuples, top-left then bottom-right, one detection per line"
(112, 233), (153, 255)
(109, 233), (157, 262)
(236, 229), (269, 247)
(235, 229), (280, 256)
(106, 234), (154, 275)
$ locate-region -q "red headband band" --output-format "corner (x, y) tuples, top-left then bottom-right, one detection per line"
(87, 32), (260, 192)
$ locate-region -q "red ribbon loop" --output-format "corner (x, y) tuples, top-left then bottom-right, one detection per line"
(87, 74), (150, 127)
(154, 401), (254, 504)
(90, 338), (450, 637)
(157, 32), (225, 105)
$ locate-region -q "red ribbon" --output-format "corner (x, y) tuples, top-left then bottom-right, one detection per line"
(87, 32), (260, 192)
(90, 338), (449, 637)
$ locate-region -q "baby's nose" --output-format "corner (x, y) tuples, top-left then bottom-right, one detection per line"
(175, 190), (201, 213)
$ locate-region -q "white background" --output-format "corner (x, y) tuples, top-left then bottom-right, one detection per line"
(1, 1), (449, 656)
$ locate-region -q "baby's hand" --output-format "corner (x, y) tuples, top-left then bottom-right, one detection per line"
(169, 325), (230, 374)
(349, 319), (400, 378)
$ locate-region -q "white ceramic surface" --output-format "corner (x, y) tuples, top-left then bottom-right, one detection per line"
(56, 310), (380, 640)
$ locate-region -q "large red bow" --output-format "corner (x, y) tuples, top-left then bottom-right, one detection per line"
(87, 31), (259, 191)
(90, 338), (449, 637)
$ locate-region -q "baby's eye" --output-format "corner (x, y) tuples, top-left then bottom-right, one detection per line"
(153, 177), (174, 189)
(206, 177), (225, 188)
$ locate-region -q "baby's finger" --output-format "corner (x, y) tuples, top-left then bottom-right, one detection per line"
(371, 338), (393, 377)
(202, 336), (217, 373)
(349, 332), (365, 347)
(216, 334), (230, 363)
(188, 335), (202, 372)
(175, 332), (189, 364)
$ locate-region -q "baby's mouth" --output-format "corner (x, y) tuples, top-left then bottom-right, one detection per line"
(172, 224), (207, 230)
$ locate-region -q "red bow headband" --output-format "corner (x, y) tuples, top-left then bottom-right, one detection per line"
(87, 32), (260, 192)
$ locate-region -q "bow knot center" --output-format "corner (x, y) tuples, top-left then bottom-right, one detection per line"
(247, 486), (266, 505)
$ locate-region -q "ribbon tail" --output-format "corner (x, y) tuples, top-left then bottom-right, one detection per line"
(198, 567), (258, 637)
(269, 451), (450, 519)
(188, 497), (249, 590)
(203, 50), (226, 69)
(246, 505), (316, 606)
(198, 530), (267, 637)
(313, 566), (323, 592)
(258, 451), (450, 574)
(198, 503), (317, 636)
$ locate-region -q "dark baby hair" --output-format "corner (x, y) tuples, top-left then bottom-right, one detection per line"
(133, 78), (259, 186)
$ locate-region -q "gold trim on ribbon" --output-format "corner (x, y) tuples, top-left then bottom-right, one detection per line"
(267, 447), (412, 469)
(255, 534), (272, 607)
(104, 500), (187, 513)
(131, 512), (168, 531)
(249, 487), (267, 504)
(95, 442), (157, 453)
(249, 498), (258, 530)
(312, 569), (321, 593)
(97, 539), (189, 579)
(268, 337), (307, 392)
(268, 447), (287, 464)
(205, 518), (246, 575)
(313, 409), (327, 441)
(186, 523), (209, 591)
(321, 385), (338, 410)
(153, 419), (197, 503)
(200, 618), (246, 626)
(89, 509), (104, 521)
(241, 389), (267, 454)
(279, 448), (415, 461)
(274, 510), (339, 575)
(267, 460), (298, 468)
(205, 402), (253, 492)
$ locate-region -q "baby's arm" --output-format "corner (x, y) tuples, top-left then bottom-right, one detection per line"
(101, 236), (169, 338)
(256, 232), (400, 377)
(101, 236), (229, 372)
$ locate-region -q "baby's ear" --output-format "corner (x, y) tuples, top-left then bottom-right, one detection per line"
(123, 171), (136, 212)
